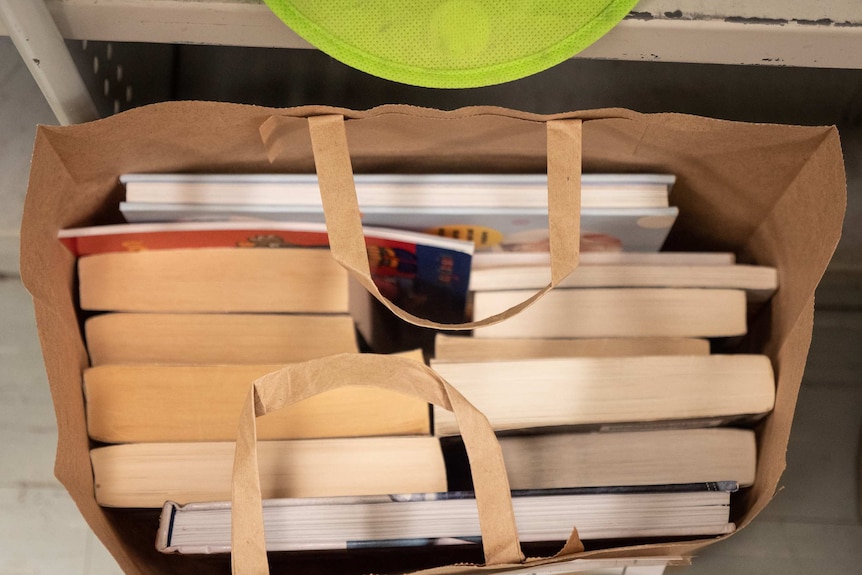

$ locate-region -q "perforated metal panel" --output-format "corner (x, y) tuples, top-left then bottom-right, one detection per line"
(67, 40), (175, 117)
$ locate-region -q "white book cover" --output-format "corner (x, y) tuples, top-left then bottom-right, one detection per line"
(121, 173), (675, 209)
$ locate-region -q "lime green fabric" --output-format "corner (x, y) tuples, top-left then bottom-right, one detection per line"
(263, 1), (640, 88)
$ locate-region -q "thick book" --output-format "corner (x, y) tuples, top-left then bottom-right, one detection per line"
(64, 221), (473, 319)
(156, 482), (736, 554)
(471, 288), (748, 339)
(85, 312), (358, 365)
(121, 173), (674, 209)
(429, 355), (775, 436)
(83, 362), (430, 443)
(468, 264), (778, 304)
(90, 436), (446, 508)
(433, 334), (711, 362)
(443, 428), (757, 491)
(77, 247), (349, 313)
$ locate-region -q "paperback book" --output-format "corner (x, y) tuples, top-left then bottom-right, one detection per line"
(91, 436), (447, 508)
(468, 263), (778, 304)
(118, 171), (678, 253)
(119, 203), (679, 254)
(442, 428), (757, 491)
(120, 173), (675, 209)
(157, 481), (737, 554)
(61, 221), (473, 322)
(430, 354), (775, 436)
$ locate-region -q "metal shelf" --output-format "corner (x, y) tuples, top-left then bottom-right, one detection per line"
(2, 0), (861, 124)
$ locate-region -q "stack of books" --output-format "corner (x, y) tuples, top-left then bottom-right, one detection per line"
(59, 172), (775, 560)
(115, 172), (681, 353)
(422, 238), (779, 554)
(467, 252), (777, 339)
(61, 225), (458, 509)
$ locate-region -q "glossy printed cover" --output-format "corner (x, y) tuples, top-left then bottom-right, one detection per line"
(59, 221), (474, 323)
(119, 203), (679, 253)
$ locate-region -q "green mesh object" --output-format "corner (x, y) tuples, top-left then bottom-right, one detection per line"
(263, 0), (639, 88)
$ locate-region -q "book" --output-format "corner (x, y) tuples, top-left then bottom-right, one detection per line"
(90, 436), (446, 508)
(83, 361), (430, 443)
(85, 312), (359, 365)
(63, 221), (473, 320)
(121, 173), (674, 209)
(156, 482), (736, 554)
(59, 220), (470, 259)
(77, 247), (350, 313)
(471, 288), (748, 339)
(119, 203), (679, 254)
(423, 558), (674, 575)
(433, 334), (711, 363)
(443, 428), (757, 491)
(471, 250), (736, 269)
(468, 264), (778, 304)
(429, 355), (775, 436)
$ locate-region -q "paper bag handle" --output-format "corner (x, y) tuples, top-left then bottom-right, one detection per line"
(231, 354), (583, 573)
(277, 114), (582, 330)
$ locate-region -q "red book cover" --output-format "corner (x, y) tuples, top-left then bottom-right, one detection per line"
(60, 221), (474, 323)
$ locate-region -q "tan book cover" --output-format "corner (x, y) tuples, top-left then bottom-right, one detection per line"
(468, 264), (777, 304)
(78, 248), (349, 313)
(433, 334), (710, 362)
(471, 250), (736, 269)
(91, 436), (446, 508)
(85, 312), (358, 365)
(431, 355), (775, 436)
(472, 288), (747, 339)
(444, 428), (757, 490)
(84, 361), (430, 443)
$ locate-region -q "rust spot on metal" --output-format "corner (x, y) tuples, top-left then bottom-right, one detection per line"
(725, 16), (789, 26)
(794, 18), (834, 27)
(625, 11), (654, 21)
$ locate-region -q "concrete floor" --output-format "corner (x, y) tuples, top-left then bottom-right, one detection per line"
(1, 37), (860, 574)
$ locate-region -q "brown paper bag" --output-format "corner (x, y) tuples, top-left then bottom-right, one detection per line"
(20, 103), (846, 574)
(295, 114), (582, 331)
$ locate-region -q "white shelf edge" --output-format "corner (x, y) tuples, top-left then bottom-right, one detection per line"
(581, 18), (862, 69)
(1, 1), (860, 69)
